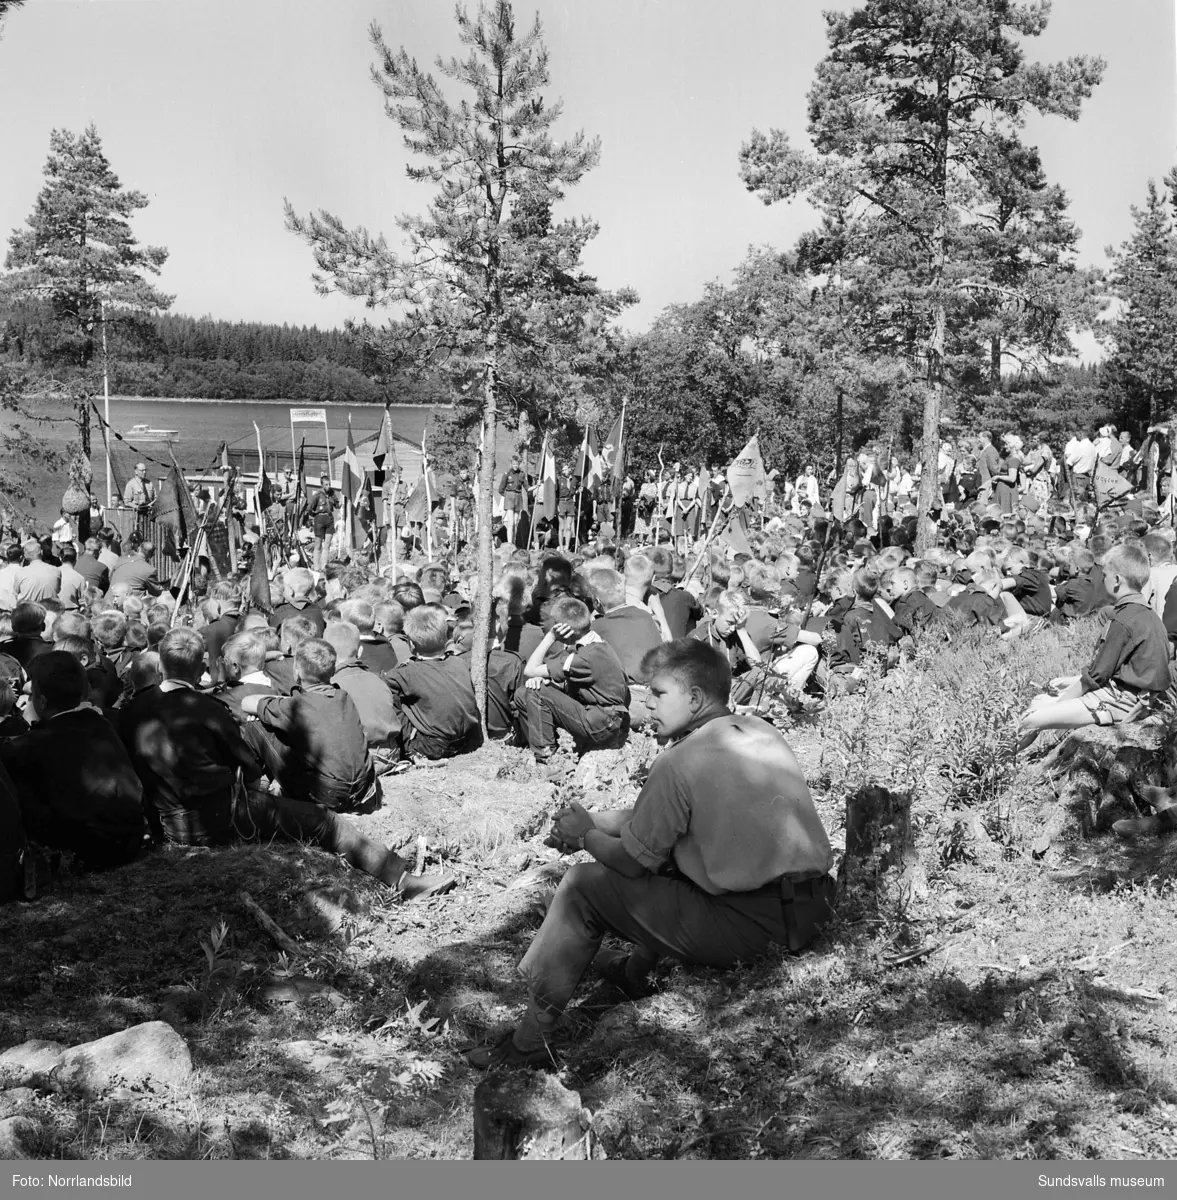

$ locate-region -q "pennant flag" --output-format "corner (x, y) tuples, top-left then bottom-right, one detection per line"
(538, 435), (557, 522)
(359, 472), (378, 530)
(220, 441), (230, 473)
(249, 537), (273, 614)
(253, 423), (273, 512)
(601, 408), (626, 482)
(372, 405), (391, 468)
(342, 416), (361, 508)
(577, 425), (602, 484)
(727, 434), (767, 508)
(721, 511), (752, 557)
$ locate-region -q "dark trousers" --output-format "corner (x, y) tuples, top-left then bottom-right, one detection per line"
(230, 790), (396, 882)
(518, 862), (834, 1017)
(520, 686), (626, 754)
(243, 722), (379, 813)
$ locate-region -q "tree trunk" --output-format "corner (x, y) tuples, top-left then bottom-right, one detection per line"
(469, 336), (499, 740)
(843, 784), (927, 912)
(473, 1072), (599, 1160)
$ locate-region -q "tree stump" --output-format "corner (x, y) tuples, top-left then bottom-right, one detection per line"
(473, 1071), (599, 1160)
(843, 784), (927, 911)
(1031, 721), (1170, 862)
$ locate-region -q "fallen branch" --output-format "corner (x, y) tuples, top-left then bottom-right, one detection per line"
(885, 942), (943, 968)
(238, 890), (302, 957)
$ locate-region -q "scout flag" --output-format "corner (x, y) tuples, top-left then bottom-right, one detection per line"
(537, 434), (557, 522)
(727, 434), (767, 508)
(601, 406), (626, 482)
(577, 425), (602, 485)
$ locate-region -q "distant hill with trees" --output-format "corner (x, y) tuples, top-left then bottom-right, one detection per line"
(0, 304), (453, 404)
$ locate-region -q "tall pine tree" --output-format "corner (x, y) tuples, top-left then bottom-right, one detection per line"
(739, 0), (1102, 549)
(1106, 175), (1177, 427)
(2, 124), (171, 454)
(286, 1), (629, 728)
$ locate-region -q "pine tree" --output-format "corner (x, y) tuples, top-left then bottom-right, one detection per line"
(1106, 176), (1177, 427)
(286, 1), (630, 729)
(2, 124), (171, 453)
(739, 0), (1102, 549)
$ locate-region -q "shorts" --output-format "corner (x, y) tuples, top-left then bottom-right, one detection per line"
(1080, 681), (1145, 725)
(557, 501), (576, 516)
(313, 514), (334, 538)
(502, 492), (522, 512)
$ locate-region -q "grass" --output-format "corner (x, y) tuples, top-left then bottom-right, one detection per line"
(4, 617), (1177, 1159)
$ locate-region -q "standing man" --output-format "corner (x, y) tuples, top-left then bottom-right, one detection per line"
(308, 474), (340, 572)
(1066, 429), (1098, 505)
(975, 432), (1001, 506)
(122, 463), (156, 511)
(498, 456), (528, 546)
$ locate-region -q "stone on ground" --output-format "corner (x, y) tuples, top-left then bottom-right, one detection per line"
(0, 1115), (36, 1159)
(0, 1040), (65, 1088)
(50, 1021), (192, 1097)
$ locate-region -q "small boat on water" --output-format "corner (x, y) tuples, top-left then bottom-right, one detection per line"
(126, 422), (179, 440)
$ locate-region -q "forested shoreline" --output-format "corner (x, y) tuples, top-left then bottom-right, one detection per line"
(0, 308), (454, 405)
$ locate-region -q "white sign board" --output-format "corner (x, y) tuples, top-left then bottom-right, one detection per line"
(290, 407), (326, 423)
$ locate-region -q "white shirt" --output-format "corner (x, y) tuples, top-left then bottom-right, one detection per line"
(1070, 438), (1097, 474)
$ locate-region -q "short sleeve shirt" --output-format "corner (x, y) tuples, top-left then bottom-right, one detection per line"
(620, 713), (833, 895)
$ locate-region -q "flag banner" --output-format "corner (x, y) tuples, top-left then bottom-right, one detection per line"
(249, 538), (273, 614)
(602, 410), (626, 481)
(727, 434), (767, 508)
(577, 426), (602, 484)
(342, 417), (361, 508)
(1094, 459), (1133, 507)
(721, 514), (752, 558)
(538, 437), (557, 522)
(404, 473), (430, 524)
(373, 406), (391, 467)
(154, 464), (189, 560)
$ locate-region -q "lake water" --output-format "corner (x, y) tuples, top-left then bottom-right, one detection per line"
(87, 397), (517, 504)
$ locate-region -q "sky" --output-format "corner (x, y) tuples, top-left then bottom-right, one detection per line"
(0, 0), (1173, 338)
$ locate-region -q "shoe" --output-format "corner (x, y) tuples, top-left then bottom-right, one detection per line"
(1113, 816), (1162, 839)
(398, 872), (458, 901)
(463, 1029), (555, 1071)
(1137, 786), (1177, 816)
(592, 950), (654, 1000)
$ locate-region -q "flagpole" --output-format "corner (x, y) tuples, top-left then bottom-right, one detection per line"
(253, 421), (267, 537)
(101, 299), (112, 510)
(685, 484), (731, 583)
(422, 433), (433, 559)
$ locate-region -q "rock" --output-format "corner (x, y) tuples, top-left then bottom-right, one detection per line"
(50, 1021), (192, 1098)
(0, 1115), (36, 1159)
(0, 1040), (65, 1087)
(0, 1088), (37, 1118)
(260, 977), (345, 1006)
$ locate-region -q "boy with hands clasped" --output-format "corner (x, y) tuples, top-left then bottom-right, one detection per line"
(468, 638), (835, 1070)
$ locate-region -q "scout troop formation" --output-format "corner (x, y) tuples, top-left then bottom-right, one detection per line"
(1, 417), (1173, 1068)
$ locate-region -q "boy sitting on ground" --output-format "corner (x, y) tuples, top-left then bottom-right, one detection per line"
(944, 566), (1008, 627)
(467, 639), (834, 1069)
(240, 638), (379, 812)
(382, 604), (482, 760)
(2, 652), (145, 868)
(518, 596), (630, 763)
(587, 567), (663, 685)
(123, 629), (450, 897)
(885, 567), (937, 637)
(1017, 544), (1170, 753)
(323, 620), (403, 765)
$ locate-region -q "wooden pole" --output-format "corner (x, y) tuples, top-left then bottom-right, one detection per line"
(684, 484), (731, 583)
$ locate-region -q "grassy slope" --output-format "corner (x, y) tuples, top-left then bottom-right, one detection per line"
(3, 623), (1177, 1160)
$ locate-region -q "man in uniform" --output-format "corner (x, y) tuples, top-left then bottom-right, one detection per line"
(123, 463), (155, 511)
(467, 638), (835, 1068)
(308, 474), (340, 572)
